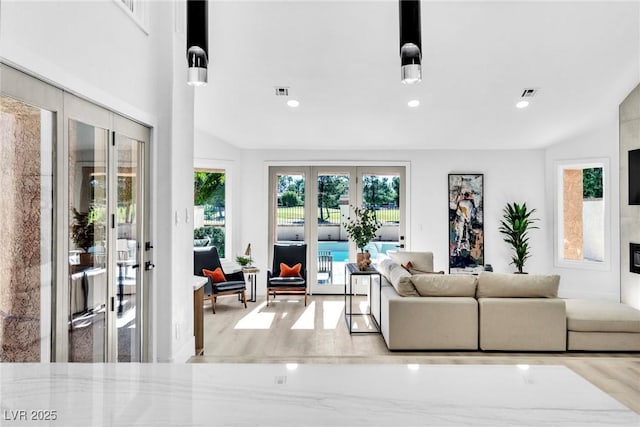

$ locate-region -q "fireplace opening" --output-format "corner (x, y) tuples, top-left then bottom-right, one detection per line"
(631, 243), (640, 274)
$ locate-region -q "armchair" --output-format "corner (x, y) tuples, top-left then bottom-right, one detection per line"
(194, 246), (247, 314)
(267, 244), (307, 306)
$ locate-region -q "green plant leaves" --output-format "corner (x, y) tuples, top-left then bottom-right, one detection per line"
(343, 206), (382, 251)
(499, 202), (539, 273)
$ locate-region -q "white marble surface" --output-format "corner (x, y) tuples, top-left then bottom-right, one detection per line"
(191, 275), (207, 290)
(0, 364), (637, 426)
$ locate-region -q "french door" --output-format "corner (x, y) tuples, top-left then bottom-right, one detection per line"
(269, 165), (405, 294)
(1, 64), (150, 362)
(64, 95), (150, 362)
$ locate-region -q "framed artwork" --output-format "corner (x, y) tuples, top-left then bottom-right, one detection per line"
(448, 174), (484, 274)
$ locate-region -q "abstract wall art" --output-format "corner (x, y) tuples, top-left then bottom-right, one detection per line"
(448, 174), (484, 274)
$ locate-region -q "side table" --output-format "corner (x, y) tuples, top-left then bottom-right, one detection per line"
(191, 275), (208, 356)
(242, 267), (259, 302)
(344, 263), (382, 334)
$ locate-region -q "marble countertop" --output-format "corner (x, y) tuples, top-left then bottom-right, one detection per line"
(191, 275), (207, 290)
(0, 363), (637, 426)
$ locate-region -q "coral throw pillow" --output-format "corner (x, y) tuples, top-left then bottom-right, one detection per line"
(279, 263), (302, 278)
(203, 267), (226, 283)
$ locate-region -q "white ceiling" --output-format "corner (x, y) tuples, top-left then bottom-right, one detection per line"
(194, 1), (640, 150)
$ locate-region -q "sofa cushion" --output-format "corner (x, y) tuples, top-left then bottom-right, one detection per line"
(212, 280), (246, 293)
(388, 251), (434, 273)
(411, 274), (477, 297)
(476, 272), (560, 298)
(378, 258), (419, 297)
(565, 299), (640, 333)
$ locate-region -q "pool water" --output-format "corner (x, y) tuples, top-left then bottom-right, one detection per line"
(317, 241), (398, 262)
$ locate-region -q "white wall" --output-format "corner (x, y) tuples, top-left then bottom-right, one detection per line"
(202, 148), (549, 296)
(1, 1), (197, 362)
(544, 120), (621, 301)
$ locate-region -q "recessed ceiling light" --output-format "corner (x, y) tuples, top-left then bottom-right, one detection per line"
(408, 99), (420, 108)
(516, 100), (530, 109)
(287, 99), (300, 108)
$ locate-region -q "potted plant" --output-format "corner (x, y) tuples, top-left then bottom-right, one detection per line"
(71, 208), (93, 251)
(344, 206), (382, 270)
(499, 202), (539, 273)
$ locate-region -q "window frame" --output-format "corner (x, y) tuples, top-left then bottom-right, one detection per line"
(554, 157), (611, 271)
(112, 0), (149, 35)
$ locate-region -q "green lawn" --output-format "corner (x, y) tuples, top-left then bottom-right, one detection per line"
(277, 206), (399, 224)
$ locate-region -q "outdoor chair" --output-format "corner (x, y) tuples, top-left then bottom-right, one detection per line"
(267, 244), (307, 306)
(317, 250), (333, 284)
(194, 246), (247, 314)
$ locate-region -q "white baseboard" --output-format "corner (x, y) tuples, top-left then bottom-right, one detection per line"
(169, 337), (195, 363)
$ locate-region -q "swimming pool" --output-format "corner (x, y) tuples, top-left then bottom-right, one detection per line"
(317, 241), (398, 262)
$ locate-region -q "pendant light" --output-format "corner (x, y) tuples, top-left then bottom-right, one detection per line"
(399, 0), (422, 84)
(187, 0), (208, 86)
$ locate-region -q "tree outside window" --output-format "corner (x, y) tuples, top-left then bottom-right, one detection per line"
(193, 170), (225, 256)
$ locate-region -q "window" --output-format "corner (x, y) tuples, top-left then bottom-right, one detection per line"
(194, 169), (226, 257)
(555, 159), (609, 269)
(113, 0), (149, 33)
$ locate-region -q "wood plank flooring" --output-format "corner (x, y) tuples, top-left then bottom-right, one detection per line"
(190, 294), (640, 414)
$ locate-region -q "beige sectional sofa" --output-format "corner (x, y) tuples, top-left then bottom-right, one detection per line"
(372, 251), (640, 352)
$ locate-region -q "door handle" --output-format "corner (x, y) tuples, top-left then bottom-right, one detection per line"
(145, 261), (155, 271)
(131, 264), (140, 269)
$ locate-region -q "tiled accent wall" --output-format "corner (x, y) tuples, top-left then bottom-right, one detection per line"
(0, 97), (42, 361)
(620, 83), (640, 309)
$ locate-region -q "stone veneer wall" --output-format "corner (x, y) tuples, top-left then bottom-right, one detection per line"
(563, 169), (584, 260)
(620, 83), (640, 309)
(0, 97), (42, 361)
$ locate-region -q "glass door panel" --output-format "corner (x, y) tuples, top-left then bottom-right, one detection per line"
(360, 172), (403, 257)
(115, 134), (143, 362)
(67, 119), (109, 362)
(275, 173), (306, 244)
(314, 171), (350, 292)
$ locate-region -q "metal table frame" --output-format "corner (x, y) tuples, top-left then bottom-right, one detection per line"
(344, 263), (382, 334)
(242, 268), (259, 302)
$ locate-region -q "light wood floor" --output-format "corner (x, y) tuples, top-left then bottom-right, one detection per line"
(190, 294), (640, 414)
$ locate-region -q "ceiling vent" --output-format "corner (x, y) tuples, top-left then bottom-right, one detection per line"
(521, 88), (538, 98)
(274, 86), (290, 96)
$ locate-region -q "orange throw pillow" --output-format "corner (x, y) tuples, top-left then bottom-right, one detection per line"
(401, 261), (414, 272)
(279, 262), (302, 278)
(203, 267), (226, 283)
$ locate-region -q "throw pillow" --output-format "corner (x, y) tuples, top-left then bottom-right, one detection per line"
(411, 274), (477, 297)
(280, 262), (302, 278)
(401, 260), (443, 275)
(401, 261), (413, 271)
(388, 251), (434, 272)
(203, 267), (226, 283)
(409, 268), (445, 275)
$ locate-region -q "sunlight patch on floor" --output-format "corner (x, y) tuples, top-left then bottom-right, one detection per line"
(291, 301), (316, 330)
(323, 300), (344, 330)
(234, 302), (275, 329)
